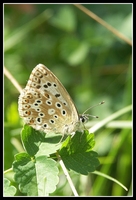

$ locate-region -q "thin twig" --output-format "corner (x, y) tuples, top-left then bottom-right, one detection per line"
(4, 66), (22, 93)
(74, 4), (132, 46)
(57, 153), (79, 196)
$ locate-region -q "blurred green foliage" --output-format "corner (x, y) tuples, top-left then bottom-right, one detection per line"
(4, 4), (132, 196)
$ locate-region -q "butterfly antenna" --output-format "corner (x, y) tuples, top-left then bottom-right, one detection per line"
(82, 101), (105, 118)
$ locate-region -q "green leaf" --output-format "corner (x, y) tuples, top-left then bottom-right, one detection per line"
(12, 152), (59, 196)
(13, 152), (37, 196)
(21, 124), (63, 157)
(59, 130), (100, 175)
(36, 133), (63, 157)
(35, 156), (59, 196)
(21, 124), (45, 156)
(4, 178), (17, 197)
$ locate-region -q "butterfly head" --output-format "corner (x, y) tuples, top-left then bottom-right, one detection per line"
(79, 114), (89, 124)
(78, 101), (105, 127)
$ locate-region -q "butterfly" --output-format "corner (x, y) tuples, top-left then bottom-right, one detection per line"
(18, 64), (100, 137)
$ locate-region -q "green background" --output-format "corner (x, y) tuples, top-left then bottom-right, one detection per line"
(4, 4), (132, 196)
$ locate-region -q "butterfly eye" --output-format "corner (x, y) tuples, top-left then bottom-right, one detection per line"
(80, 115), (88, 123)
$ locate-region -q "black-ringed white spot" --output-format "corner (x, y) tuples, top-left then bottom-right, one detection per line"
(49, 119), (55, 124)
(38, 112), (45, 117)
(55, 102), (62, 108)
(46, 100), (52, 105)
(63, 102), (67, 106)
(36, 99), (42, 104)
(53, 83), (57, 87)
(61, 110), (66, 116)
(34, 103), (39, 106)
(43, 123), (48, 128)
(53, 114), (58, 119)
(36, 108), (41, 112)
(47, 82), (51, 86)
(43, 84), (48, 88)
(36, 117), (42, 124)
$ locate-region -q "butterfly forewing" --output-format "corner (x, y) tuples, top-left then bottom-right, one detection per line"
(18, 64), (80, 134)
